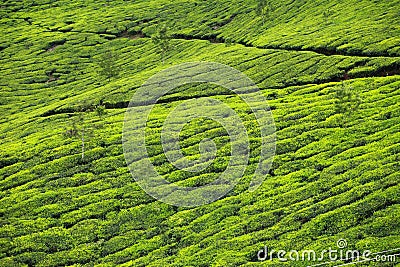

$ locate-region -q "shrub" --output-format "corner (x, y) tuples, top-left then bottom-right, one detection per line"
(333, 82), (362, 116)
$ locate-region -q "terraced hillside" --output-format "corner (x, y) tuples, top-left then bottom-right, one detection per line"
(1, 0), (400, 266)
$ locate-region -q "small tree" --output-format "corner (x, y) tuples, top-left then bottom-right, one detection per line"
(256, 0), (271, 25)
(152, 24), (171, 64)
(225, 38), (233, 47)
(323, 8), (333, 24)
(97, 50), (120, 81)
(64, 103), (107, 161)
(64, 113), (86, 160)
(334, 82), (362, 116)
(95, 104), (107, 119)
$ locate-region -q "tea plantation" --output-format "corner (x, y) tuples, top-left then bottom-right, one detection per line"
(1, 0), (400, 266)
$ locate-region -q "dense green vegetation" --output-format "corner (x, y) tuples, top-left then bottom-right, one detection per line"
(1, 0), (399, 266)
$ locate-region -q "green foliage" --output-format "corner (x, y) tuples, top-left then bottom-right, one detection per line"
(151, 23), (172, 64)
(64, 105), (106, 160)
(224, 38), (233, 47)
(255, 0), (271, 24)
(333, 82), (362, 115)
(0, 0), (399, 266)
(97, 50), (121, 81)
(95, 104), (107, 119)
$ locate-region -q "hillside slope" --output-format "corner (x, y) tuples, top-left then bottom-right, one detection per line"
(1, 0), (400, 266)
